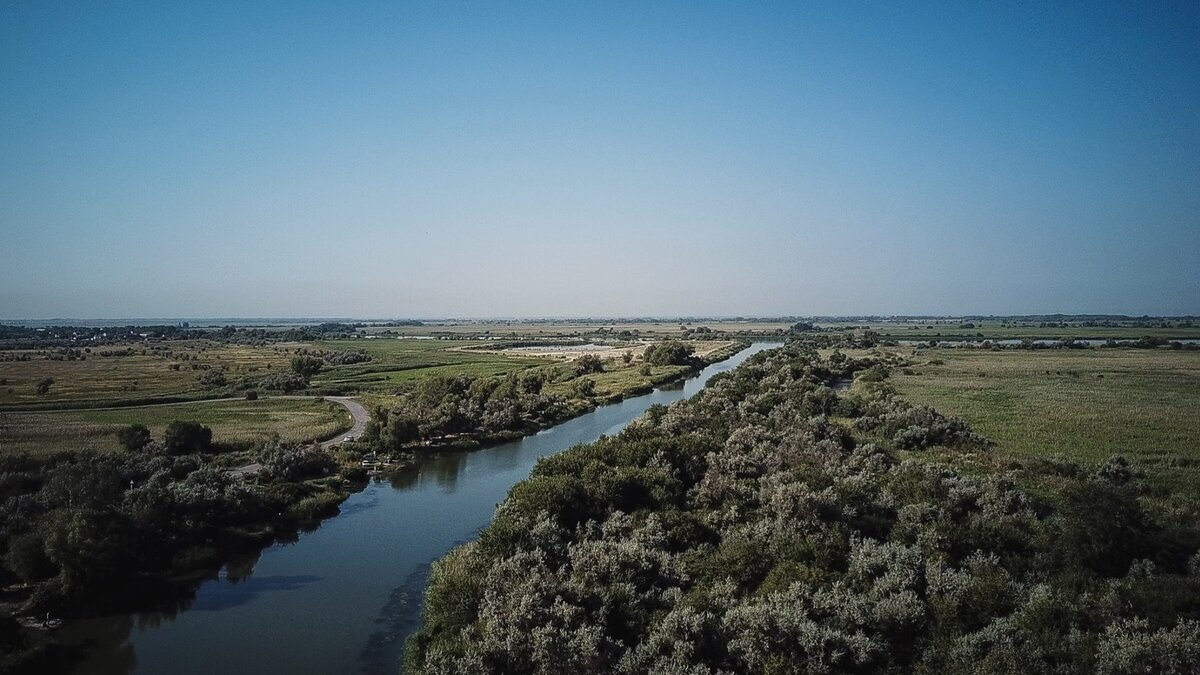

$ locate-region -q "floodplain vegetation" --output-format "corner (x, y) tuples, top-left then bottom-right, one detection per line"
(406, 341), (1200, 674)
(888, 347), (1200, 500)
(0, 325), (743, 673)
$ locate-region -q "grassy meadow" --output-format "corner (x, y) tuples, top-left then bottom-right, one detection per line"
(823, 320), (1200, 341)
(1, 333), (741, 455)
(0, 397), (349, 457)
(886, 347), (1200, 496)
(309, 338), (546, 391)
(0, 340), (298, 407)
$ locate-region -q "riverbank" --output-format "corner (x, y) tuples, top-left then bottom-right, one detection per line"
(3, 341), (754, 674)
(46, 342), (777, 675)
(378, 340), (752, 454)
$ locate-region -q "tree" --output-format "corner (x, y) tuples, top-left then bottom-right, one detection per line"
(520, 372), (544, 395)
(117, 423), (152, 451)
(290, 355), (323, 380)
(198, 369), (227, 387)
(574, 354), (604, 375)
(386, 414), (422, 449)
(571, 378), (596, 398)
(4, 532), (56, 582)
(261, 372), (308, 392)
(643, 341), (695, 366)
(35, 377), (54, 395)
(164, 420), (213, 454)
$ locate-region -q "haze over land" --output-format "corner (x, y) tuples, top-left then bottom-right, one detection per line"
(2, 2), (1198, 318)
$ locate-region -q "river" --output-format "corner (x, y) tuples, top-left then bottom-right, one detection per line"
(59, 342), (778, 674)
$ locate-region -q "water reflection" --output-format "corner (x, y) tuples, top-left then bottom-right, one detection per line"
(59, 343), (778, 675)
(189, 575), (324, 611)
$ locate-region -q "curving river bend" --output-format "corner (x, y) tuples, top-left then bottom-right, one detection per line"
(60, 343), (777, 674)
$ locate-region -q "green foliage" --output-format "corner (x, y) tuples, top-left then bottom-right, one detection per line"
(4, 532), (56, 582)
(260, 371), (308, 392)
(407, 343), (1200, 675)
(35, 377), (54, 395)
(197, 368), (227, 387)
(574, 354), (604, 375)
(116, 423), (152, 451)
(290, 355), (323, 379)
(570, 377), (596, 398)
(163, 420), (213, 455)
(642, 340), (695, 366)
(258, 442), (337, 482)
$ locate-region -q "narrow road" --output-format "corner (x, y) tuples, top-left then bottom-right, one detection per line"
(316, 396), (370, 449)
(231, 396), (370, 477)
(275, 395), (370, 448)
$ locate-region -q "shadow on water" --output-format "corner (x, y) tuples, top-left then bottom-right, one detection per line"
(357, 550), (449, 674)
(336, 492), (382, 517)
(188, 574), (324, 612)
(56, 343), (780, 675)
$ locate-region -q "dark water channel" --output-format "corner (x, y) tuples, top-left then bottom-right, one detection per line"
(59, 343), (777, 674)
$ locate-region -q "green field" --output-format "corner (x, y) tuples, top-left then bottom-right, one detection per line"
(822, 320), (1199, 341)
(309, 338), (547, 391)
(887, 348), (1200, 496)
(0, 340), (298, 406)
(0, 397), (349, 456)
(1, 335), (739, 455)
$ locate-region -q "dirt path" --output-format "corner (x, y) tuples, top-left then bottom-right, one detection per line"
(273, 395), (369, 448)
(231, 396), (370, 476)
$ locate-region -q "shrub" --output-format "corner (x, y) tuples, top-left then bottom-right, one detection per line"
(164, 420), (213, 455)
(574, 354), (604, 375)
(35, 377), (54, 395)
(643, 341), (695, 366)
(198, 369), (227, 387)
(117, 423), (152, 451)
(290, 355), (323, 379)
(260, 372), (308, 392)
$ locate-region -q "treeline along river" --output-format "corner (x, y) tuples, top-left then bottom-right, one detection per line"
(58, 343), (778, 674)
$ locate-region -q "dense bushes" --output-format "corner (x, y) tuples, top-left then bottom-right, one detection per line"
(406, 343), (1200, 674)
(257, 442), (338, 482)
(364, 373), (567, 453)
(260, 372), (308, 392)
(0, 430), (354, 653)
(197, 369), (227, 387)
(642, 340), (696, 366)
(290, 355), (323, 379)
(163, 421), (213, 454)
(322, 350), (372, 365)
(853, 398), (991, 450)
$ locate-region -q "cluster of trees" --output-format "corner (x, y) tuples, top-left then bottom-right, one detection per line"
(321, 349), (372, 365)
(365, 372), (568, 453)
(406, 343), (1200, 674)
(642, 340), (696, 366)
(0, 322), (371, 352)
(0, 425), (353, 671)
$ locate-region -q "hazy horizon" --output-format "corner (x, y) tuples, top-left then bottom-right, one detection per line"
(3, 2), (1198, 318)
(3, 312), (1198, 328)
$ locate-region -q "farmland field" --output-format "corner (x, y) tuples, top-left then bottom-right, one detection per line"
(887, 347), (1200, 496)
(0, 333), (741, 455)
(822, 320), (1200, 341)
(0, 397), (349, 456)
(0, 341), (299, 407)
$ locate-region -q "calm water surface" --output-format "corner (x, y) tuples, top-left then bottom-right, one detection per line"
(61, 342), (777, 674)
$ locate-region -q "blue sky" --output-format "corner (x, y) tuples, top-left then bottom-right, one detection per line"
(2, 1), (1197, 318)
